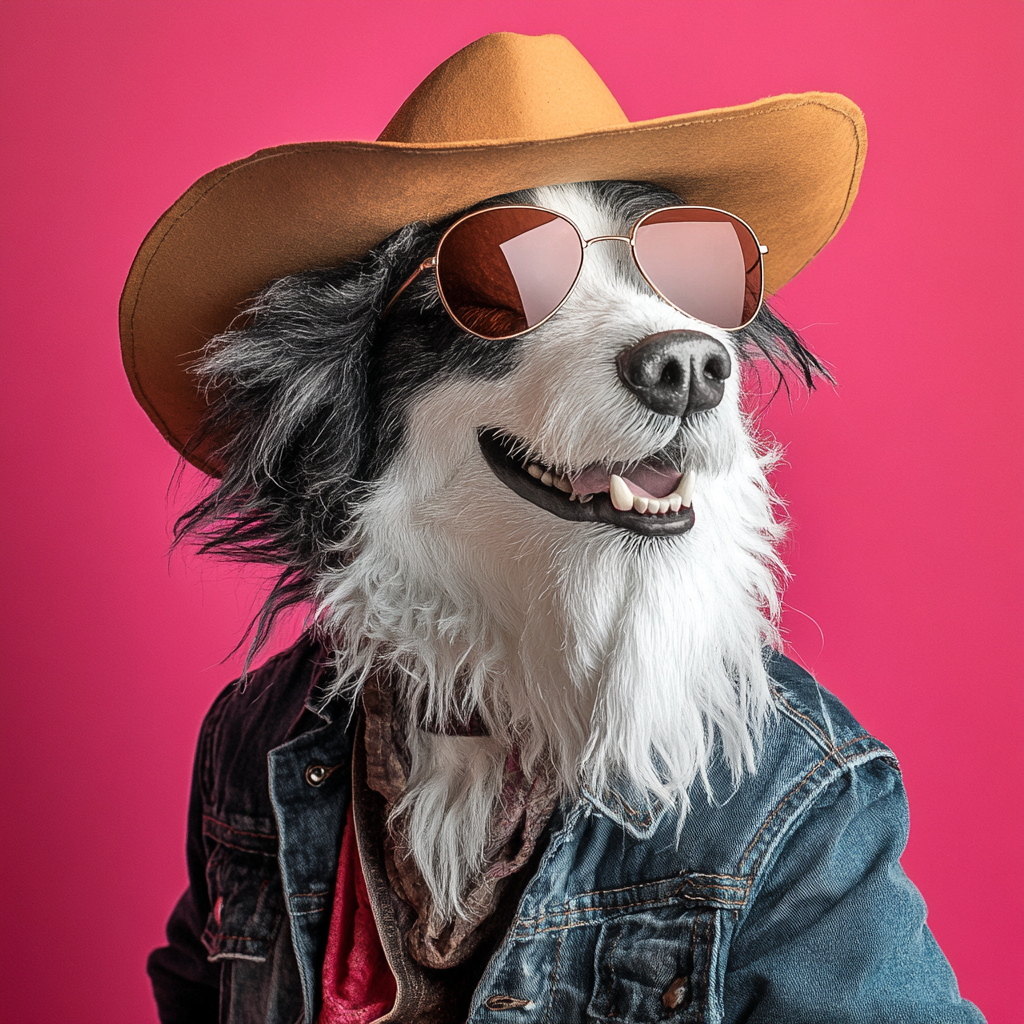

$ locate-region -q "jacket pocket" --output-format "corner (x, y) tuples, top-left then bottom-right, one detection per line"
(588, 906), (719, 1022)
(200, 814), (284, 963)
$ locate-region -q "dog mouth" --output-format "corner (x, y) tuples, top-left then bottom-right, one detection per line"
(477, 429), (696, 537)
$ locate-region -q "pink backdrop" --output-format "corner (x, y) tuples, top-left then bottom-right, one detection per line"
(1, 2), (1021, 1021)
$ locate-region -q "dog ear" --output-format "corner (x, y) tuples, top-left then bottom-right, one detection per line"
(738, 303), (833, 399)
(175, 225), (430, 651)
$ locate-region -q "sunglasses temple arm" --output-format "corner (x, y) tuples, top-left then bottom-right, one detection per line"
(381, 256), (437, 322)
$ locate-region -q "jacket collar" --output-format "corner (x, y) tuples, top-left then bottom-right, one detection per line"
(582, 780), (668, 839)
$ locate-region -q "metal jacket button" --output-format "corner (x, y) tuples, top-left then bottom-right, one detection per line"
(662, 976), (688, 1010)
(305, 764), (330, 786)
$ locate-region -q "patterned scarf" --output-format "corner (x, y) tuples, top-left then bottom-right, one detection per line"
(361, 671), (558, 969)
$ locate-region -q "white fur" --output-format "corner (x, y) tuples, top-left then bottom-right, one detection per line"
(317, 185), (785, 921)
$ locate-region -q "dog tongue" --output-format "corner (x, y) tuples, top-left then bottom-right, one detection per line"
(569, 460), (682, 499)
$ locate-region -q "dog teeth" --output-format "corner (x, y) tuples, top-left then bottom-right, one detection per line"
(609, 474), (633, 511)
(525, 461), (694, 515)
(674, 470), (696, 508)
(526, 462), (578, 496)
(605, 470), (697, 515)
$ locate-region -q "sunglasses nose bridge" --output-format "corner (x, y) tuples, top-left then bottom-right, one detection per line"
(582, 235), (632, 248)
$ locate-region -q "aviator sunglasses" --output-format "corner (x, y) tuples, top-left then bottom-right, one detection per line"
(384, 204), (768, 340)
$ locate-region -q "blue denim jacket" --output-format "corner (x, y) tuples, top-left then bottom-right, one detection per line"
(149, 636), (984, 1023)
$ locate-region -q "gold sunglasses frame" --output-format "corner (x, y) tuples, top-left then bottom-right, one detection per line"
(383, 204), (768, 338)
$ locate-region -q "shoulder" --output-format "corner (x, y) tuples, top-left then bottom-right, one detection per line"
(671, 651), (901, 878)
(763, 649), (898, 768)
(733, 651), (903, 877)
(197, 633), (331, 800)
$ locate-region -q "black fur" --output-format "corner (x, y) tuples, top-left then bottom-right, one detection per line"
(176, 181), (826, 656)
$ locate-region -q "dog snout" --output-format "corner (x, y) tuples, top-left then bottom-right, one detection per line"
(616, 330), (731, 418)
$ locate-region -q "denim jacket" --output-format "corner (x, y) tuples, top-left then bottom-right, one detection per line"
(149, 636), (984, 1023)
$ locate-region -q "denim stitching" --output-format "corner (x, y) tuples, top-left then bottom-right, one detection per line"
(525, 892), (748, 934)
(771, 687), (835, 749)
(738, 734), (873, 873)
(521, 876), (750, 930)
(615, 797), (656, 829)
(202, 815), (277, 840)
(542, 928), (565, 1024)
(564, 871), (748, 903)
(202, 836), (277, 856)
(699, 911), (714, 1018)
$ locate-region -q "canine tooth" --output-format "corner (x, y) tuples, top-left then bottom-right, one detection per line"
(609, 474), (633, 512)
(633, 495), (649, 513)
(554, 475), (572, 493)
(541, 469), (554, 487)
(527, 464), (544, 479)
(674, 470), (696, 508)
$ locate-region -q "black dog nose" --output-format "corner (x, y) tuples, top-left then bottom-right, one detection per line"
(616, 330), (732, 418)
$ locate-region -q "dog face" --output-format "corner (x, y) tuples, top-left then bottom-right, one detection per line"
(364, 182), (763, 537)
(184, 179), (822, 804)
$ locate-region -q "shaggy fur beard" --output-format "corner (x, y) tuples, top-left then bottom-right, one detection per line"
(319, 431), (783, 922)
(317, 185), (787, 921)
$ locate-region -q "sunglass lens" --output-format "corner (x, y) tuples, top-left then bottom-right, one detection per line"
(633, 209), (762, 329)
(437, 208), (583, 339)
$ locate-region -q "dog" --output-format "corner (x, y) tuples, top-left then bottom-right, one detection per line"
(179, 178), (823, 925)
(133, 33), (982, 1024)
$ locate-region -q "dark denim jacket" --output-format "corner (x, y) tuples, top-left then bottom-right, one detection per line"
(149, 636), (984, 1023)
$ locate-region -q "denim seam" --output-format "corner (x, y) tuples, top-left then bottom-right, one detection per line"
(738, 735), (876, 875)
(541, 928), (565, 1024)
(688, 912), (701, 1015)
(563, 871), (748, 902)
(741, 737), (892, 880)
(524, 892), (747, 934)
(202, 815), (278, 841)
(699, 911), (714, 1018)
(771, 686), (837, 751)
(207, 951), (267, 963)
(203, 836), (278, 856)
(614, 797), (657, 829)
(520, 875), (752, 929)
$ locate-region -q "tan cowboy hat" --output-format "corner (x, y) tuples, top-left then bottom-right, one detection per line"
(120, 31), (866, 476)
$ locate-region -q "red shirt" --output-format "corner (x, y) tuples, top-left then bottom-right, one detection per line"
(317, 803), (397, 1024)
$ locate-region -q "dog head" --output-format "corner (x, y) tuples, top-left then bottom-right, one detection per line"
(182, 179), (825, 804)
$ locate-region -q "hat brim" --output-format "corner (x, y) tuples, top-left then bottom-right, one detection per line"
(120, 91), (865, 475)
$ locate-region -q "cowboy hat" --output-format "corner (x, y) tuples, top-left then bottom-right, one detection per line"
(120, 32), (866, 475)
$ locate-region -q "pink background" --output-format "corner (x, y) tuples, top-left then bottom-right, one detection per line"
(1, 2), (1021, 1021)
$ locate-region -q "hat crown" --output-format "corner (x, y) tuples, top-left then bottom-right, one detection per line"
(378, 33), (629, 145)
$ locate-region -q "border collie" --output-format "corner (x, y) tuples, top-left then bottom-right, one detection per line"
(179, 179), (825, 923)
